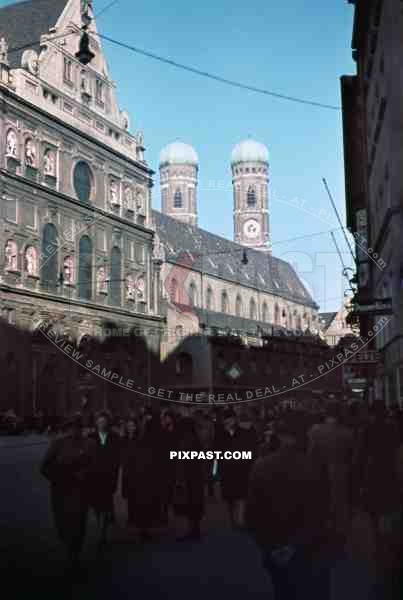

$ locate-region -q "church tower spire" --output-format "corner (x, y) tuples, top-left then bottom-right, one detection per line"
(231, 139), (271, 253)
(159, 141), (198, 227)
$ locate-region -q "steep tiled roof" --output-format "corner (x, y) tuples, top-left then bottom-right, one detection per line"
(318, 312), (337, 331)
(153, 210), (318, 309)
(0, 0), (69, 69)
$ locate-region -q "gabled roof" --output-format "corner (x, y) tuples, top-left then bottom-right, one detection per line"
(0, 0), (69, 69)
(318, 312), (337, 331)
(153, 210), (318, 309)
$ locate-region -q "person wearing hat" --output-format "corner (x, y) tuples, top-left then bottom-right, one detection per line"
(40, 414), (96, 570)
(88, 410), (121, 546)
(245, 420), (330, 600)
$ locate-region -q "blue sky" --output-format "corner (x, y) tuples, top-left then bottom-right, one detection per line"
(5, 0), (357, 312)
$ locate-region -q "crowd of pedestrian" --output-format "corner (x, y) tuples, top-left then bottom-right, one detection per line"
(39, 400), (403, 599)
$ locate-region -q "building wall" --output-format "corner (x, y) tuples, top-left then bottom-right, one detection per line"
(343, 0), (403, 405)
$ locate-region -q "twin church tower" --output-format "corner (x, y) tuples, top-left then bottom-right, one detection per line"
(159, 139), (271, 253)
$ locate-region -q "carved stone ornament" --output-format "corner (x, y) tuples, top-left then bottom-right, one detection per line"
(21, 49), (39, 75)
(0, 37), (9, 66)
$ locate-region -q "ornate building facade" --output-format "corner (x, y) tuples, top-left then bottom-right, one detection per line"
(0, 0), (164, 414)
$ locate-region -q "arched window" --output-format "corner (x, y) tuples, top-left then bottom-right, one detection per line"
(206, 287), (213, 310)
(247, 186), (256, 207)
(274, 303), (280, 325)
(235, 295), (243, 317)
(41, 223), (58, 291)
(221, 291), (229, 313)
(78, 235), (93, 300)
(170, 277), (180, 304)
(109, 246), (122, 306)
(288, 311), (293, 329)
(262, 302), (268, 322)
(249, 298), (257, 320)
(296, 314), (302, 330)
(188, 281), (197, 306)
(73, 161), (92, 204)
(173, 189), (182, 208)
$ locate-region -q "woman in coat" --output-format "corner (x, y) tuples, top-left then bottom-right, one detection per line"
(40, 414), (96, 569)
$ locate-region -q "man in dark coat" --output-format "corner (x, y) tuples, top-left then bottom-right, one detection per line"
(174, 417), (205, 541)
(218, 408), (258, 528)
(89, 411), (121, 545)
(41, 414), (96, 569)
(245, 421), (330, 600)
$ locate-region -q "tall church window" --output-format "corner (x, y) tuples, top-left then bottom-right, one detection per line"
(296, 314), (302, 330)
(74, 161), (92, 204)
(262, 302), (268, 322)
(189, 281), (197, 306)
(78, 235), (93, 300)
(174, 189), (182, 208)
(95, 79), (104, 104)
(170, 277), (180, 304)
(235, 295), (243, 317)
(63, 58), (72, 83)
(221, 291), (229, 313)
(41, 223), (58, 291)
(109, 246), (122, 306)
(249, 298), (257, 320)
(206, 287), (213, 310)
(274, 303), (280, 325)
(247, 186), (256, 208)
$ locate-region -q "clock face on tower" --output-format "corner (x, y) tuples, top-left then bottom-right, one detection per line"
(243, 219), (261, 239)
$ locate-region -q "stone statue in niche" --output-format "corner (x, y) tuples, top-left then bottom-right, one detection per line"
(63, 256), (74, 283)
(96, 267), (107, 293)
(5, 240), (17, 271)
(136, 191), (144, 212)
(81, 69), (89, 94)
(124, 186), (134, 211)
(126, 275), (136, 300)
(110, 180), (120, 206)
(25, 139), (36, 167)
(152, 234), (165, 262)
(44, 149), (55, 176)
(0, 37), (9, 65)
(136, 276), (145, 300)
(6, 130), (17, 158)
(25, 246), (38, 276)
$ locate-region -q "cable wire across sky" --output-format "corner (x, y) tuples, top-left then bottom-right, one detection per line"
(6, 25), (340, 111)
